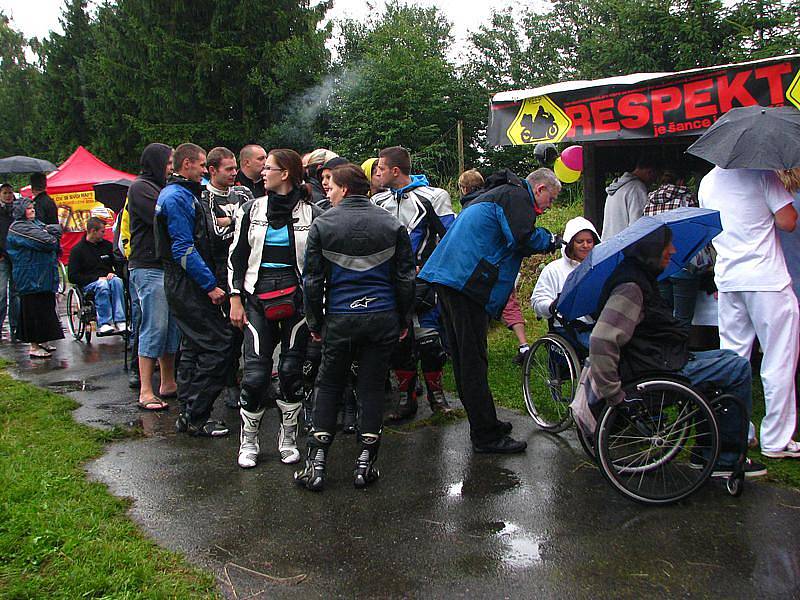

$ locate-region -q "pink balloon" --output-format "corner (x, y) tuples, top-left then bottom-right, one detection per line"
(560, 145), (583, 171)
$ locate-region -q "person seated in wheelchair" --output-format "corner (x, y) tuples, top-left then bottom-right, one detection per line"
(531, 216), (599, 352)
(67, 216), (127, 336)
(586, 226), (766, 478)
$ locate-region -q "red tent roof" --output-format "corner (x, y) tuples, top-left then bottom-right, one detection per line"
(21, 146), (135, 196)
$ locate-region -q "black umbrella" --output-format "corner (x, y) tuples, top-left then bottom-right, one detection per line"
(686, 105), (800, 170)
(93, 178), (132, 213)
(0, 155), (58, 174)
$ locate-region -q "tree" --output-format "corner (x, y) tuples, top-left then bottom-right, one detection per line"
(38, 0), (95, 161)
(322, 2), (461, 184)
(0, 13), (43, 158)
(83, 0), (330, 170)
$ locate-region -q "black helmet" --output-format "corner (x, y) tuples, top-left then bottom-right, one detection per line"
(534, 143), (558, 166)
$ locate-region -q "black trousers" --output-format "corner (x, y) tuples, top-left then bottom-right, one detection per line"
(313, 312), (399, 435)
(166, 273), (232, 427)
(436, 284), (504, 444)
(240, 294), (308, 412)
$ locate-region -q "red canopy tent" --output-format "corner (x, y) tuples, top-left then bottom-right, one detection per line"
(21, 146), (136, 262)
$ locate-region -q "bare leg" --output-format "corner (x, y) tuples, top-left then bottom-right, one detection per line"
(158, 353), (177, 396)
(511, 323), (527, 347)
(138, 356), (157, 403)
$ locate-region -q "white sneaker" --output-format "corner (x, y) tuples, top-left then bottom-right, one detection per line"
(238, 430), (260, 468)
(762, 440), (800, 459)
(97, 323), (115, 335)
(115, 322), (128, 333)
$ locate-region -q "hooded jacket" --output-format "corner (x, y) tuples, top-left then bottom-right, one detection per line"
(128, 143), (172, 269)
(419, 169), (555, 318)
(601, 172), (648, 240)
(372, 174), (455, 267)
(531, 216), (600, 325)
(594, 227), (689, 383)
(5, 198), (62, 294)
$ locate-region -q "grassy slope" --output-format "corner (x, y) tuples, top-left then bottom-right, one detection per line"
(0, 370), (217, 599)
(482, 199), (800, 489)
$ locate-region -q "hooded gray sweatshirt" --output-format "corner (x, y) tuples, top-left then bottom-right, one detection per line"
(601, 172), (648, 240)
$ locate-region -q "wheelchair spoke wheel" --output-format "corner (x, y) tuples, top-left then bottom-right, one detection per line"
(66, 287), (85, 341)
(596, 379), (719, 505)
(522, 334), (578, 432)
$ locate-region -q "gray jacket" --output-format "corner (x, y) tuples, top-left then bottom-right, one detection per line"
(601, 172), (648, 240)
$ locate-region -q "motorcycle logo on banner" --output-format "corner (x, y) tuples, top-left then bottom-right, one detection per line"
(788, 69), (800, 110)
(506, 96), (573, 146)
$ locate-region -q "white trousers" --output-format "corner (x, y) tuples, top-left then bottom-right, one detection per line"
(718, 287), (799, 452)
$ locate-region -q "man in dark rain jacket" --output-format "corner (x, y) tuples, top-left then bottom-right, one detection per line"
(155, 143), (231, 437)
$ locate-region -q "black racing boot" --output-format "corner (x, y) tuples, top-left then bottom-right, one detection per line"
(294, 431), (333, 492)
(301, 389), (314, 435)
(423, 371), (453, 414)
(385, 370), (418, 421)
(354, 432), (381, 488)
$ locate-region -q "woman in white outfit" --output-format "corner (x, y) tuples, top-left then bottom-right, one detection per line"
(531, 216), (600, 350)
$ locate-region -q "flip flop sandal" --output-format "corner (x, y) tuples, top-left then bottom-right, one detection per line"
(159, 391), (178, 399)
(29, 349), (52, 358)
(41, 344), (57, 352)
(137, 398), (169, 411)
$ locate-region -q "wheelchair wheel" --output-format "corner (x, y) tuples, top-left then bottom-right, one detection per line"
(522, 334), (579, 432)
(57, 261), (68, 295)
(66, 287), (86, 341)
(596, 379), (719, 505)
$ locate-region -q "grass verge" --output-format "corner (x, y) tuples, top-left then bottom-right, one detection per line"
(0, 369), (217, 599)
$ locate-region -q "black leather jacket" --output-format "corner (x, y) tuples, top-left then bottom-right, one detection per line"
(303, 195), (416, 334)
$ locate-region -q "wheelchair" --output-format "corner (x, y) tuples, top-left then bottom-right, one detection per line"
(523, 322), (747, 505)
(522, 319), (589, 432)
(65, 280), (133, 361)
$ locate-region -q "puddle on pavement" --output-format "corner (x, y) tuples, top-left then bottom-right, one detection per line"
(46, 379), (104, 393)
(128, 411), (179, 437)
(451, 467), (521, 497)
(457, 520), (544, 574)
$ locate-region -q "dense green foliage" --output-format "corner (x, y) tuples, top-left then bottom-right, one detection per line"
(0, 0), (797, 175)
(0, 370), (217, 598)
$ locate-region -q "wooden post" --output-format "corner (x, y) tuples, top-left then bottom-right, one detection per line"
(456, 120), (464, 176)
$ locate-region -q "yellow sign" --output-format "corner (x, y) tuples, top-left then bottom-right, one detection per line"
(52, 190), (99, 212)
(52, 190), (105, 232)
(506, 95), (572, 146)
(787, 69), (800, 111)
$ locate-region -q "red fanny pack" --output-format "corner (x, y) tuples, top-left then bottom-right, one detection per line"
(256, 286), (297, 321)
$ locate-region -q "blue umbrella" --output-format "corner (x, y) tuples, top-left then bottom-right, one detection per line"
(557, 207), (722, 322)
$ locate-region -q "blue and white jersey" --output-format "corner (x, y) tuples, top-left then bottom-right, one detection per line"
(372, 175), (455, 266)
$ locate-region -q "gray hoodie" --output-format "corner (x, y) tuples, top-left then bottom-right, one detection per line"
(601, 172), (648, 240)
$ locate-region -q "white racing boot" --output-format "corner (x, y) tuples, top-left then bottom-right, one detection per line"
(238, 408), (264, 468)
(276, 400), (302, 464)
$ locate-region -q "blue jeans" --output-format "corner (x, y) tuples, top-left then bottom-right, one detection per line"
(678, 349), (752, 467)
(0, 257), (19, 336)
(129, 268), (180, 359)
(658, 272), (699, 328)
(84, 277), (126, 326)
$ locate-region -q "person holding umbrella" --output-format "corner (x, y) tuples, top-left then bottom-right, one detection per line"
(690, 105), (800, 460)
(580, 224), (765, 478)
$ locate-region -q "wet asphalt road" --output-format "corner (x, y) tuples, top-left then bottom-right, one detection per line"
(3, 324), (800, 599)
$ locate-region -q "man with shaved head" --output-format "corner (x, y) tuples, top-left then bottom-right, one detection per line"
(235, 144), (267, 198)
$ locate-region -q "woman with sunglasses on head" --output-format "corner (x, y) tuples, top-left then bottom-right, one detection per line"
(228, 149), (322, 469)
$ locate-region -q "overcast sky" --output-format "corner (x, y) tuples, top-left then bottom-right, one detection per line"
(0, 0), (528, 51)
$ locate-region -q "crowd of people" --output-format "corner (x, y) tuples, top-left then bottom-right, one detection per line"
(1, 140), (799, 490)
